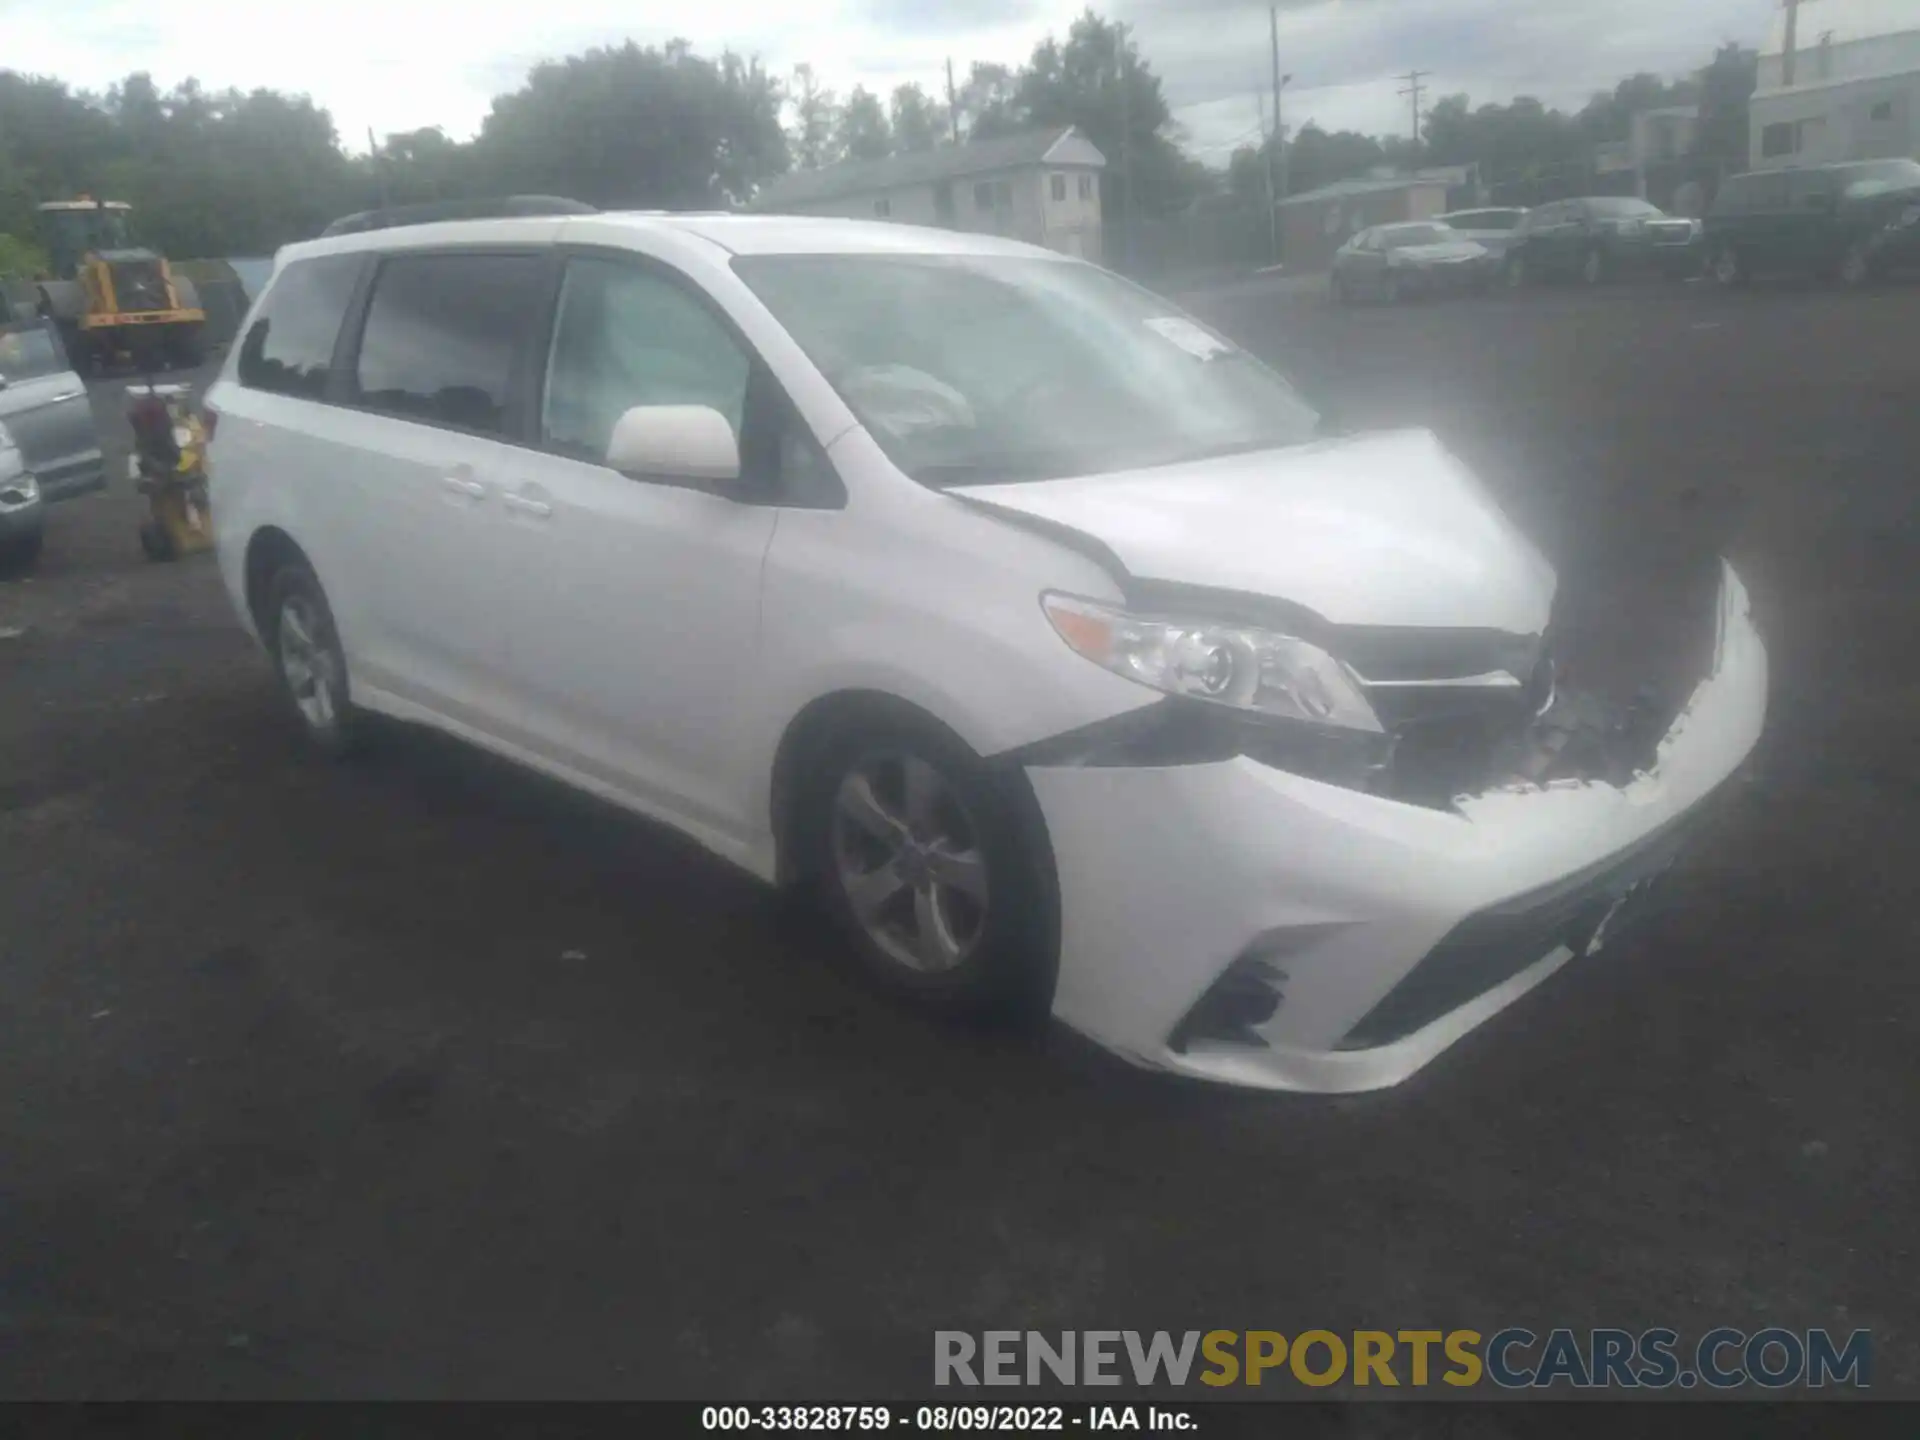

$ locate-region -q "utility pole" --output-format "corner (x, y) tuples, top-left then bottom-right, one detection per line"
(1781, 0), (1801, 86)
(368, 127), (389, 208)
(946, 57), (961, 143)
(1397, 69), (1429, 160)
(1116, 22), (1133, 269)
(1268, 4), (1282, 264)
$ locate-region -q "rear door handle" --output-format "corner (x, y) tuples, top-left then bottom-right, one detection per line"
(442, 475), (486, 499)
(503, 493), (552, 518)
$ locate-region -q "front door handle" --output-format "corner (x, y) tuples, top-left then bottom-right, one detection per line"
(503, 493), (552, 518)
(442, 475), (486, 499)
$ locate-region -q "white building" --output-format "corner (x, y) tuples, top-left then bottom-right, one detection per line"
(751, 127), (1107, 260)
(1750, 0), (1920, 168)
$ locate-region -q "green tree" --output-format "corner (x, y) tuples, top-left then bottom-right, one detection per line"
(954, 61), (1021, 140)
(1692, 42), (1757, 167)
(889, 82), (945, 152)
(1003, 11), (1201, 216)
(788, 63), (842, 170)
(480, 41), (787, 207)
(836, 85), (892, 161)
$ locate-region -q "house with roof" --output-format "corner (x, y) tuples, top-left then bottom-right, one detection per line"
(749, 126), (1107, 260)
(1750, 0), (1920, 168)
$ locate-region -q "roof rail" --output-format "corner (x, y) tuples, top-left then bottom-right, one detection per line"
(318, 195), (597, 238)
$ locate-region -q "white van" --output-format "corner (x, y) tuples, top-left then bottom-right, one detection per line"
(206, 202), (1767, 1093)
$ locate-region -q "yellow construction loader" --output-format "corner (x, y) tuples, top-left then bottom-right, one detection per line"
(30, 199), (206, 375)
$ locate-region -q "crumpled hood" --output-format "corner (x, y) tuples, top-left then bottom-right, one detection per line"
(948, 428), (1557, 633)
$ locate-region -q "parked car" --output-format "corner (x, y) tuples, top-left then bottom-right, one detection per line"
(1503, 197), (1703, 287)
(0, 419), (44, 569)
(1704, 158), (1920, 288)
(206, 206), (1767, 1093)
(0, 317), (105, 503)
(1435, 206), (1530, 263)
(1330, 221), (1493, 303)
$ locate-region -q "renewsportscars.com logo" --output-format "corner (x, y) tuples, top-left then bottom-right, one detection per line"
(934, 1328), (1872, 1390)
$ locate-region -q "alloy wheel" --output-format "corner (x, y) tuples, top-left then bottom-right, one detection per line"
(830, 754), (989, 975)
(278, 593), (341, 733)
(1712, 247), (1741, 286)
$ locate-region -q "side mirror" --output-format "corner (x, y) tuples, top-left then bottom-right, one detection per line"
(605, 404), (741, 488)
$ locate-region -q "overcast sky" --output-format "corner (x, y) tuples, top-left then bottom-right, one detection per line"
(9, 0), (1781, 162)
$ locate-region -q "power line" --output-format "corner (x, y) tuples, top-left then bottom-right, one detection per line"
(1397, 68), (1429, 148)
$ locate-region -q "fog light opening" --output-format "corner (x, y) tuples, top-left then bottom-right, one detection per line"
(1169, 957), (1288, 1054)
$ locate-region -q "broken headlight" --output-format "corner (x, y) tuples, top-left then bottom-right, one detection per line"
(1043, 593), (1384, 733)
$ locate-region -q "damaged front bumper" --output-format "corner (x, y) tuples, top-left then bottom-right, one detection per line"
(1027, 562), (1767, 1093)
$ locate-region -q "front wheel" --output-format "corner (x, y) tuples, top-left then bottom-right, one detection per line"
(1504, 255), (1529, 291)
(803, 720), (1055, 1021)
(1710, 245), (1748, 288)
(264, 559), (363, 757)
(1837, 239), (1876, 289)
(1581, 246), (1607, 286)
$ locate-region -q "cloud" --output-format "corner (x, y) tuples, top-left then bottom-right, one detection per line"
(8, 0), (1771, 157)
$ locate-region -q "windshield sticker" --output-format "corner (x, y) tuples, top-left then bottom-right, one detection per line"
(1144, 316), (1234, 361)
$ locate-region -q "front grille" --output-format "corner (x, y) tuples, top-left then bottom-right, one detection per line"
(1339, 790), (1721, 1049)
(109, 260), (169, 312)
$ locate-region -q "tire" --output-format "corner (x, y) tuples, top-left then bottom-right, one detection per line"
(263, 558), (363, 757)
(165, 324), (206, 369)
(1710, 245), (1748, 289)
(1581, 246), (1607, 286)
(799, 717), (1055, 1022)
(138, 520), (173, 562)
(1837, 239), (1876, 289)
(1330, 273), (1348, 305)
(1384, 271), (1405, 304)
(1504, 254), (1528, 291)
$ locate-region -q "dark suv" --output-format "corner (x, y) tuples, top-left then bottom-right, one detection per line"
(1503, 197), (1703, 287)
(1704, 159), (1920, 287)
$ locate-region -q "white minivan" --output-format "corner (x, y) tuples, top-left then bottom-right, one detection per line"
(206, 203), (1767, 1093)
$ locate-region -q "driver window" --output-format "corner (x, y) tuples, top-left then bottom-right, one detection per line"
(542, 258), (751, 464)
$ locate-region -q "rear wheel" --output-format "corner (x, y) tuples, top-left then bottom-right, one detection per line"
(1837, 239), (1876, 289)
(165, 323), (206, 369)
(800, 718), (1055, 1021)
(1710, 244), (1748, 288)
(264, 559), (363, 757)
(1580, 246), (1607, 286)
(1504, 254), (1529, 291)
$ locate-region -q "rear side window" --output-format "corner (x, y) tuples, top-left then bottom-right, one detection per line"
(351, 252), (550, 437)
(236, 255), (361, 399)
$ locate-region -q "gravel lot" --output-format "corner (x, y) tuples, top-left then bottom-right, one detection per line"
(2, 277), (1915, 1401)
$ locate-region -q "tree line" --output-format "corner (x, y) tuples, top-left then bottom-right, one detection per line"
(1, 8), (1758, 269)
(1226, 43), (1757, 209)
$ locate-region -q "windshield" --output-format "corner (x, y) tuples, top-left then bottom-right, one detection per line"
(734, 254), (1321, 487)
(1585, 197), (1662, 219)
(0, 321), (70, 385)
(1381, 224), (1457, 248)
(1838, 159), (1920, 198)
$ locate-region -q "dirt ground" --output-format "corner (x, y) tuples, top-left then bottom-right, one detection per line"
(1, 276), (1914, 1402)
